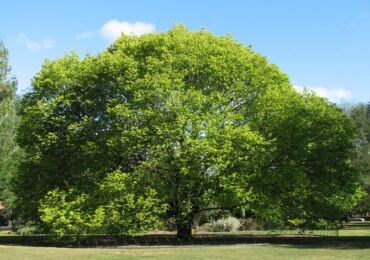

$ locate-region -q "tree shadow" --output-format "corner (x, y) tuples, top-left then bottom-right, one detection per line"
(270, 238), (370, 250)
(1, 234), (370, 249)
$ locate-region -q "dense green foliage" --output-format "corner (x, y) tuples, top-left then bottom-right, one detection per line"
(343, 102), (370, 216)
(252, 92), (362, 226)
(39, 170), (164, 237)
(0, 41), (18, 217)
(14, 26), (361, 237)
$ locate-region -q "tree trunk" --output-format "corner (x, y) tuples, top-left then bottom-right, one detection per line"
(176, 221), (192, 238)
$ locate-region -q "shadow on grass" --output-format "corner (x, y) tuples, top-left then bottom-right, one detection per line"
(270, 239), (370, 250)
(1, 234), (370, 249)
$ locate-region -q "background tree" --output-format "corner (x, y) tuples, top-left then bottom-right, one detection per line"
(342, 102), (370, 217)
(15, 26), (361, 237)
(0, 41), (18, 219)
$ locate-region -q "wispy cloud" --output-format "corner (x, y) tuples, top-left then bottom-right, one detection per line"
(17, 33), (40, 52)
(294, 85), (352, 102)
(17, 33), (55, 51)
(100, 20), (155, 40)
(75, 31), (96, 39)
(42, 38), (54, 49)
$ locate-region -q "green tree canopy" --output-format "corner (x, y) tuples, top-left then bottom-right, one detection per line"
(0, 41), (18, 217)
(15, 26), (361, 237)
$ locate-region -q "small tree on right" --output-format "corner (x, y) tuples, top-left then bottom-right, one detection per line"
(249, 90), (363, 227)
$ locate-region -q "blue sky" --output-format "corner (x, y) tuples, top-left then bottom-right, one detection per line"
(1, 0), (370, 102)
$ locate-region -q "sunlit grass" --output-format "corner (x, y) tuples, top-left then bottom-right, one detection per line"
(0, 230), (15, 236)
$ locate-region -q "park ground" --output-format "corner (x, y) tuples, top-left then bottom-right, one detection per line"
(0, 222), (369, 259)
(1, 243), (370, 260)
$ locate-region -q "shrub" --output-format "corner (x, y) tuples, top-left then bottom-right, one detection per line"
(204, 217), (241, 232)
(312, 219), (333, 229)
(240, 218), (263, 230)
(15, 225), (39, 235)
(287, 218), (306, 228)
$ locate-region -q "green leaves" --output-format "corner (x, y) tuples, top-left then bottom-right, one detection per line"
(39, 170), (164, 237)
(343, 102), (370, 215)
(0, 41), (18, 217)
(39, 189), (93, 237)
(16, 25), (361, 235)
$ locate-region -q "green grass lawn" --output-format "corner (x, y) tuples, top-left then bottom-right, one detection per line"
(0, 230), (14, 236)
(1, 222), (369, 259)
(339, 229), (370, 236)
(1, 243), (370, 260)
(339, 221), (370, 236)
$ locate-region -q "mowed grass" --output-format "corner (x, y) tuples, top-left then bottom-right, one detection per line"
(0, 230), (14, 236)
(339, 229), (370, 236)
(1, 243), (370, 260)
(1, 222), (369, 259)
(340, 221), (370, 236)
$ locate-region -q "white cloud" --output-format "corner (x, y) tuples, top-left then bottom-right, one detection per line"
(17, 33), (54, 51)
(100, 20), (155, 40)
(75, 31), (96, 39)
(294, 85), (352, 102)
